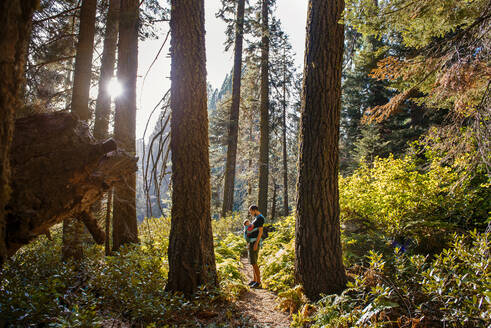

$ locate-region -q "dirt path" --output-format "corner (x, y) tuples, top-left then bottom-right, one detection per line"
(235, 257), (291, 328)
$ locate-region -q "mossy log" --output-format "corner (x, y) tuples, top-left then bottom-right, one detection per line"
(5, 112), (137, 257)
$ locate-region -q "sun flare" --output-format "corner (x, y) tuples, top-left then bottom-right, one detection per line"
(107, 78), (123, 98)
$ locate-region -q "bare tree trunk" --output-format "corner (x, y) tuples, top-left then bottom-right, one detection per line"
(105, 188), (113, 255)
(271, 180), (278, 220)
(221, 0), (246, 217)
(282, 50), (289, 217)
(0, 0), (38, 265)
(257, 0), (270, 215)
(247, 106), (254, 203)
(64, 0), (98, 261)
(295, 0), (347, 301)
(92, 0), (120, 247)
(112, 0), (139, 251)
(166, 0), (217, 296)
(70, 0), (97, 121)
(94, 0), (120, 140)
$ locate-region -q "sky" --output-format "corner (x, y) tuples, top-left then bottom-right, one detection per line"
(135, 0), (308, 139)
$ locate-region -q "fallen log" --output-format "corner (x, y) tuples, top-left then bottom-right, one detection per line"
(5, 112), (137, 256)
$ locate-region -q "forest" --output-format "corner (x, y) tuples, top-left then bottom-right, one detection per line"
(0, 0), (489, 327)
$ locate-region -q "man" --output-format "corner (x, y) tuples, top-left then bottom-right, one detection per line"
(247, 205), (264, 288)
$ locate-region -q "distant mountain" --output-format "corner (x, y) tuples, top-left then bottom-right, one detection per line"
(208, 71), (233, 112)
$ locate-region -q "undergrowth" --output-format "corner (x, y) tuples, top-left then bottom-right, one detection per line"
(0, 216), (248, 327)
(258, 155), (489, 328)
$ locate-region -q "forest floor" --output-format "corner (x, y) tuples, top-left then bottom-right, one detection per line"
(235, 257), (291, 328)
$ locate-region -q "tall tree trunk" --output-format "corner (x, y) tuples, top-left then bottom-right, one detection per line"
(271, 180), (278, 220)
(246, 102), (255, 203)
(92, 0), (120, 247)
(166, 0), (217, 296)
(71, 0), (97, 121)
(112, 0), (139, 251)
(282, 47), (289, 217)
(295, 0), (347, 301)
(63, 0), (98, 261)
(221, 0), (245, 217)
(94, 0), (120, 140)
(257, 0), (270, 215)
(0, 0), (38, 266)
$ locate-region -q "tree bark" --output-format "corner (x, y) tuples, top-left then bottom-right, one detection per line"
(112, 0), (139, 251)
(282, 49), (289, 217)
(271, 180), (278, 220)
(0, 0), (38, 266)
(64, 0), (98, 260)
(257, 0), (270, 215)
(105, 188), (113, 255)
(166, 0), (217, 296)
(70, 0), (97, 121)
(92, 0), (120, 248)
(62, 215), (84, 260)
(295, 0), (347, 301)
(221, 0), (245, 217)
(5, 112), (136, 258)
(79, 211), (106, 245)
(94, 0), (120, 141)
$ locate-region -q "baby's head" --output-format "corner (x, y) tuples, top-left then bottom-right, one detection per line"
(243, 219), (250, 227)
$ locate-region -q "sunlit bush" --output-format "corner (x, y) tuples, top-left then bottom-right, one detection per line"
(259, 215), (296, 294)
(339, 155), (489, 254)
(213, 213), (245, 240)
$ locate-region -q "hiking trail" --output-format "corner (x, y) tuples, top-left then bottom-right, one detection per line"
(235, 257), (291, 328)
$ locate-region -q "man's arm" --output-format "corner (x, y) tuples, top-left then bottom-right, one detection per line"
(254, 227), (263, 251)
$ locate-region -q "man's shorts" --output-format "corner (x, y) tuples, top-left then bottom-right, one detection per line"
(248, 242), (259, 265)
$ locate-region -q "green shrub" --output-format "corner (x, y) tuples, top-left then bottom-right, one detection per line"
(0, 216), (249, 326)
(420, 231), (490, 325)
(311, 232), (490, 327)
(213, 213), (245, 240)
(215, 233), (247, 300)
(259, 215), (296, 294)
(340, 155), (489, 255)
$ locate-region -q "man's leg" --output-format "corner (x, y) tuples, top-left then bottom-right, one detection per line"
(252, 264), (261, 284)
(248, 243), (257, 282)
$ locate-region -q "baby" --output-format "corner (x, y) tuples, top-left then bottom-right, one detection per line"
(243, 219), (256, 243)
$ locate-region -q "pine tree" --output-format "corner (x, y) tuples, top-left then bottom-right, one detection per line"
(93, 0), (120, 141)
(166, 0), (217, 295)
(92, 0), (120, 253)
(345, 0), (490, 168)
(70, 0), (96, 121)
(237, 61), (261, 209)
(221, 0), (246, 216)
(63, 0), (97, 261)
(112, 0), (139, 251)
(23, 0), (79, 114)
(295, 0), (348, 300)
(257, 0), (270, 215)
(269, 30), (296, 216)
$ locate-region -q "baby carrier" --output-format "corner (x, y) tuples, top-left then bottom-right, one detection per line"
(244, 226), (264, 245)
